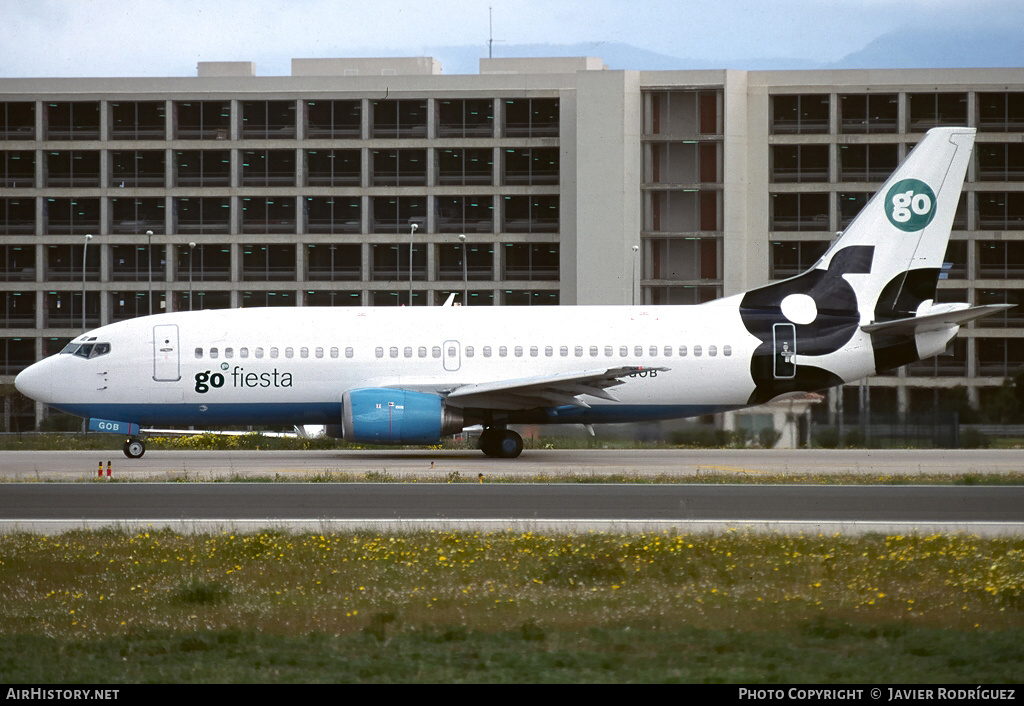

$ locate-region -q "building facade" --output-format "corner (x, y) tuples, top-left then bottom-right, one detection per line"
(1, 59), (1021, 429)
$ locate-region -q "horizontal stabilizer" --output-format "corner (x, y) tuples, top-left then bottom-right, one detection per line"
(861, 304), (1014, 336)
(446, 366), (667, 410)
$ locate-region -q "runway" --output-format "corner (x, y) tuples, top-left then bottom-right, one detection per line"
(2, 449), (1021, 535)
(1, 447), (1022, 480)
(2, 478), (1023, 537)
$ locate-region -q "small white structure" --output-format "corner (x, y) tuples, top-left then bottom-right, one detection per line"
(722, 393), (823, 448)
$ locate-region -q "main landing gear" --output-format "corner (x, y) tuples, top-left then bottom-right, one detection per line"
(478, 427), (523, 459)
(123, 437), (146, 459)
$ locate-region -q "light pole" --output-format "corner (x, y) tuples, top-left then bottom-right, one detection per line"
(631, 244), (639, 306)
(188, 242), (196, 311)
(146, 230), (153, 316)
(408, 222), (418, 306)
(82, 234), (93, 332)
(459, 233), (468, 306)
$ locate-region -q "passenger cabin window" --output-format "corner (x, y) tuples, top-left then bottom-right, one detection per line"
(499, 346), (507, 357)
(389, 347), (399, 358)
(315, 347), (324, 358)
(664, 346), (673, 357)
(514, 346), (523, 357)
(270, 347), (279, 359)
(483, 346), (492, 357)
(210, 348), (219, 359)
(255, 347), (264, 358)
(300, 347), (308, 358)
(285, 347), (293, 359)
(225, 348), (233, 359)
(432, 346), (441, 358)
(404, 347), (413, 358)
(723, 345), (732, 357)
(466, 346), (474, 357)
(694, 345), (703, 357)
(649, 346), (658, 357)
(194, 347), (203, 359)
(589, 346), (598, 357)
(605, 346), (613, 357)
(240, 347), (249, 358)
(545, 346), (553, 357)
(708, 345), (717, 357)
(344, 347), (352, 358)
(575, 346), (583, 357)
(449, 345), (458, 357)
(679, 345), (687, 357)
(619, 346), (628, 357)
(418, 346), (427, 358)
(375, 347), (384, 358)
(560, 346), (568, 357)
(530, 346), (538, 357)
(634, 346), (643, 357)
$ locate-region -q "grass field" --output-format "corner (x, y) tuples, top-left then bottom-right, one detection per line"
(1, 528), (1022, 683)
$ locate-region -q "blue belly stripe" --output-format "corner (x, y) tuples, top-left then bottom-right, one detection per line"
(54, 402), (740, 428)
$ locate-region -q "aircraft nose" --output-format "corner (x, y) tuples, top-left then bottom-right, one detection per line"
(15, 360), (54, 403)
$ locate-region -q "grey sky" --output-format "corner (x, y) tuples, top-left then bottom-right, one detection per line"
(1, 0), (1020, 77)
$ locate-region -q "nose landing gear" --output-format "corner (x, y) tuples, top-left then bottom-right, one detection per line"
(478, 427), (523, 459)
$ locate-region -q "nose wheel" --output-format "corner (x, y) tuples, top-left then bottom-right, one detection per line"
(479, 428), (523, 459)
(123, 438), (146, 459)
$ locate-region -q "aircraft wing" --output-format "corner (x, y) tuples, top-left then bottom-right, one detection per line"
(861, 304), (1014, 336)
(444, 366), (666, 410)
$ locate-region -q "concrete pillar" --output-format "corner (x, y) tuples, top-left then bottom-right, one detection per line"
(229, 100), (241, 141)
(426, 98), (436, 140)
(294, 242), (305, 283)
(99, 101), (109, 141)
(295, 99), (305, 140)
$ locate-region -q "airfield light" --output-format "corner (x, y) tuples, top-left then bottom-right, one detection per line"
(188, 242), (196, 311)
(146, 231), (154, 315)
(459, 234), (468, 305)
(82, 234), (93, 332)
(409, 222), (418, 306)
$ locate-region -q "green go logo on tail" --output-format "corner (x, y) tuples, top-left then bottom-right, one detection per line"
(885, 179), (936, 232)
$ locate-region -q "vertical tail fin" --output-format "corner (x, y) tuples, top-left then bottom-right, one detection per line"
(822, 126), (976, 321)
(738, 127), (976, 404)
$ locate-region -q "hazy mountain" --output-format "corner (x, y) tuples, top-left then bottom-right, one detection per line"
(827, 26), (1024, 69)
(425, 28), (1020, 75)
(431, 42), (823, 74)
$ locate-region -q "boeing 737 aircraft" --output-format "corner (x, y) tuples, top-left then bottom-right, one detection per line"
(15, 127), (1006, 458)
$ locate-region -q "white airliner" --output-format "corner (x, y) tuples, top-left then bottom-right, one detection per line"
(15, 127), (1007, 459)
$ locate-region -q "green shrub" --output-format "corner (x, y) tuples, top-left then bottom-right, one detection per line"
(959, 428), (991, 449)
(814, 428), (840, 448)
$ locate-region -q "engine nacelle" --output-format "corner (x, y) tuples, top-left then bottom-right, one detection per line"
(342, 388), (464, 444)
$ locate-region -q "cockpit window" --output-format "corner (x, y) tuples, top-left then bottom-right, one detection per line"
(63, 342), (111, 359)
